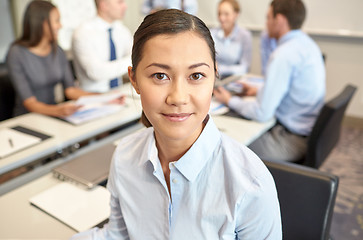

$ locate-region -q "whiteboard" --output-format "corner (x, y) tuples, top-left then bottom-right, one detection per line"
(239, 0), (363, 37)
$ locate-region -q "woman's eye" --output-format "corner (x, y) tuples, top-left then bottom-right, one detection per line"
(190, 73), (204, 81)
(152, 73), (168, 80)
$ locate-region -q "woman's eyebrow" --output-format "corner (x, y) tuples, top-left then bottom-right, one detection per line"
(145, 63), (170, 70)
(145, 63), (210, 70)
(189, 63), (210, 69)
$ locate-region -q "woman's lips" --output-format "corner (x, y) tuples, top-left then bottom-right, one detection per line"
(162, 113), (192, 122)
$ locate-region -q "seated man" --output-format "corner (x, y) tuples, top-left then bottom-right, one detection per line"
(213, 0), (326, 162)
(72, 0), (132, 93)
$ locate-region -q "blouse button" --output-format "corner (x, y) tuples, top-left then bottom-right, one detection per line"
(172, 178), (178, 184)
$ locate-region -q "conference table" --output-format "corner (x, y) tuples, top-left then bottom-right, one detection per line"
(0, 83), (143, 195)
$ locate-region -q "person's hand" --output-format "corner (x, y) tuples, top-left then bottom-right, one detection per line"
(56, 103), (81, 117)
(241, 83), (258, 96)
(108, 95), (126, 105)
(213, 86), (232, 105)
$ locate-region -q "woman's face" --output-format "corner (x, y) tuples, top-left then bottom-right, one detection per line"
(129, 31), (215, 145)
(43, 8), (62, 42)
(218, 2), (238, 33)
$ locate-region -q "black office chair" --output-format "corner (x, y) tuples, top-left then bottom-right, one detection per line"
(264, 160), (339, 240)
(0, 63), (15, 121)
(297, 84), (357, 169)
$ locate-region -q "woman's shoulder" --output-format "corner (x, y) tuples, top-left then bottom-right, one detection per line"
(53, 45), (69, 63)
(112, 127), (153, 164)
(6, 44), (29, 64)
(7, 44), (26, 57)
(219, 133), (271, 183)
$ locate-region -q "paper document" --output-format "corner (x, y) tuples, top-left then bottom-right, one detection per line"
(29, 182), (110, 232)
(75, 92), (123, 106)
(0, 128), (42, 158)
(216, 74), (264, 90)
(209, 98), (229, 115)
(63, 92), (125, 125)
(63, 104), (123, 125)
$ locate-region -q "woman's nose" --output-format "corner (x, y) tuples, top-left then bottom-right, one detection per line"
(166, 78), (190, 106)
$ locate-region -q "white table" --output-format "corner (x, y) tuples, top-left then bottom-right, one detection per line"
(0, 84), (141, 175)
(0, 114), (274, 239)
(0, 83), (142, 194)
(0, 174), (78, 238)
(213, 115), (275, 146)
(0, 122), (146, 239)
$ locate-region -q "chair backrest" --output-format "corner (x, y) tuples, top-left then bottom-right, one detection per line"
(304, 84), (357, 168)
(0, 63), (15, 121)
(264, 160), (339, 240)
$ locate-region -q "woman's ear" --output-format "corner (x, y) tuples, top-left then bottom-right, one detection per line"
(128, 66), (140, 94)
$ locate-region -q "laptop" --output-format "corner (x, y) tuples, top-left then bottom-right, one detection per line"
(53, 144), (116, 189)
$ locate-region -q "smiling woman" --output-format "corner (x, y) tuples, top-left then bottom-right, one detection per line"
(71, 9), (282, 240)
(129, 32), (215, 157)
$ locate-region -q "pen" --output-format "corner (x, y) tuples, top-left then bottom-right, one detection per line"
(8, 138), (14, 148)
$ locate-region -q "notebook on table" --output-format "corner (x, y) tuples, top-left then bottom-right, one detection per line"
(0, 126), (51, 159)
(53, 143), (116, 189)
(29, 181), (110, 232)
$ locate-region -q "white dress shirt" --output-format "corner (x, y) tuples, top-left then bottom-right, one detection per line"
(211, 25), (252, 78)
(72, 16), (132, 93)
(71, 116), (282, 239)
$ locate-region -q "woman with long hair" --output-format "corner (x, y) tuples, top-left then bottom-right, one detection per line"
(6, 0), (92, 117)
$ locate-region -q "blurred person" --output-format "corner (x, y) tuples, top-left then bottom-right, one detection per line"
(6, 0), (93, 117)
(72, 0), (132, 93)
(210, 0), (252, 79)
(214, 0), (326, 162)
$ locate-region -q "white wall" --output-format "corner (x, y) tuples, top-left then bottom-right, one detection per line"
(10, 0), (363, 118)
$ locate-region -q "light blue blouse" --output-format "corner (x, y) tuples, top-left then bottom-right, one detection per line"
(71, 116), (282, 239)
(211, 25), (253, 78)
(229, 30), (326, 136)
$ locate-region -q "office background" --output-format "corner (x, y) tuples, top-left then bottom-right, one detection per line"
(3, 0), (363, 120)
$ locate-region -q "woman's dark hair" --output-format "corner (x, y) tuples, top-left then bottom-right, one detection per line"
(14, 0), (57, 50)
(131, 9), (217, 127)
(271, 0), (306, 30)
(132, 9), (217, 74)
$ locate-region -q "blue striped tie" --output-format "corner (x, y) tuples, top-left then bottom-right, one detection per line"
(108, 28), (118, 88)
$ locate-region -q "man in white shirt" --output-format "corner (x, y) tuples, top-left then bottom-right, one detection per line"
(72, 0), (132, 93)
